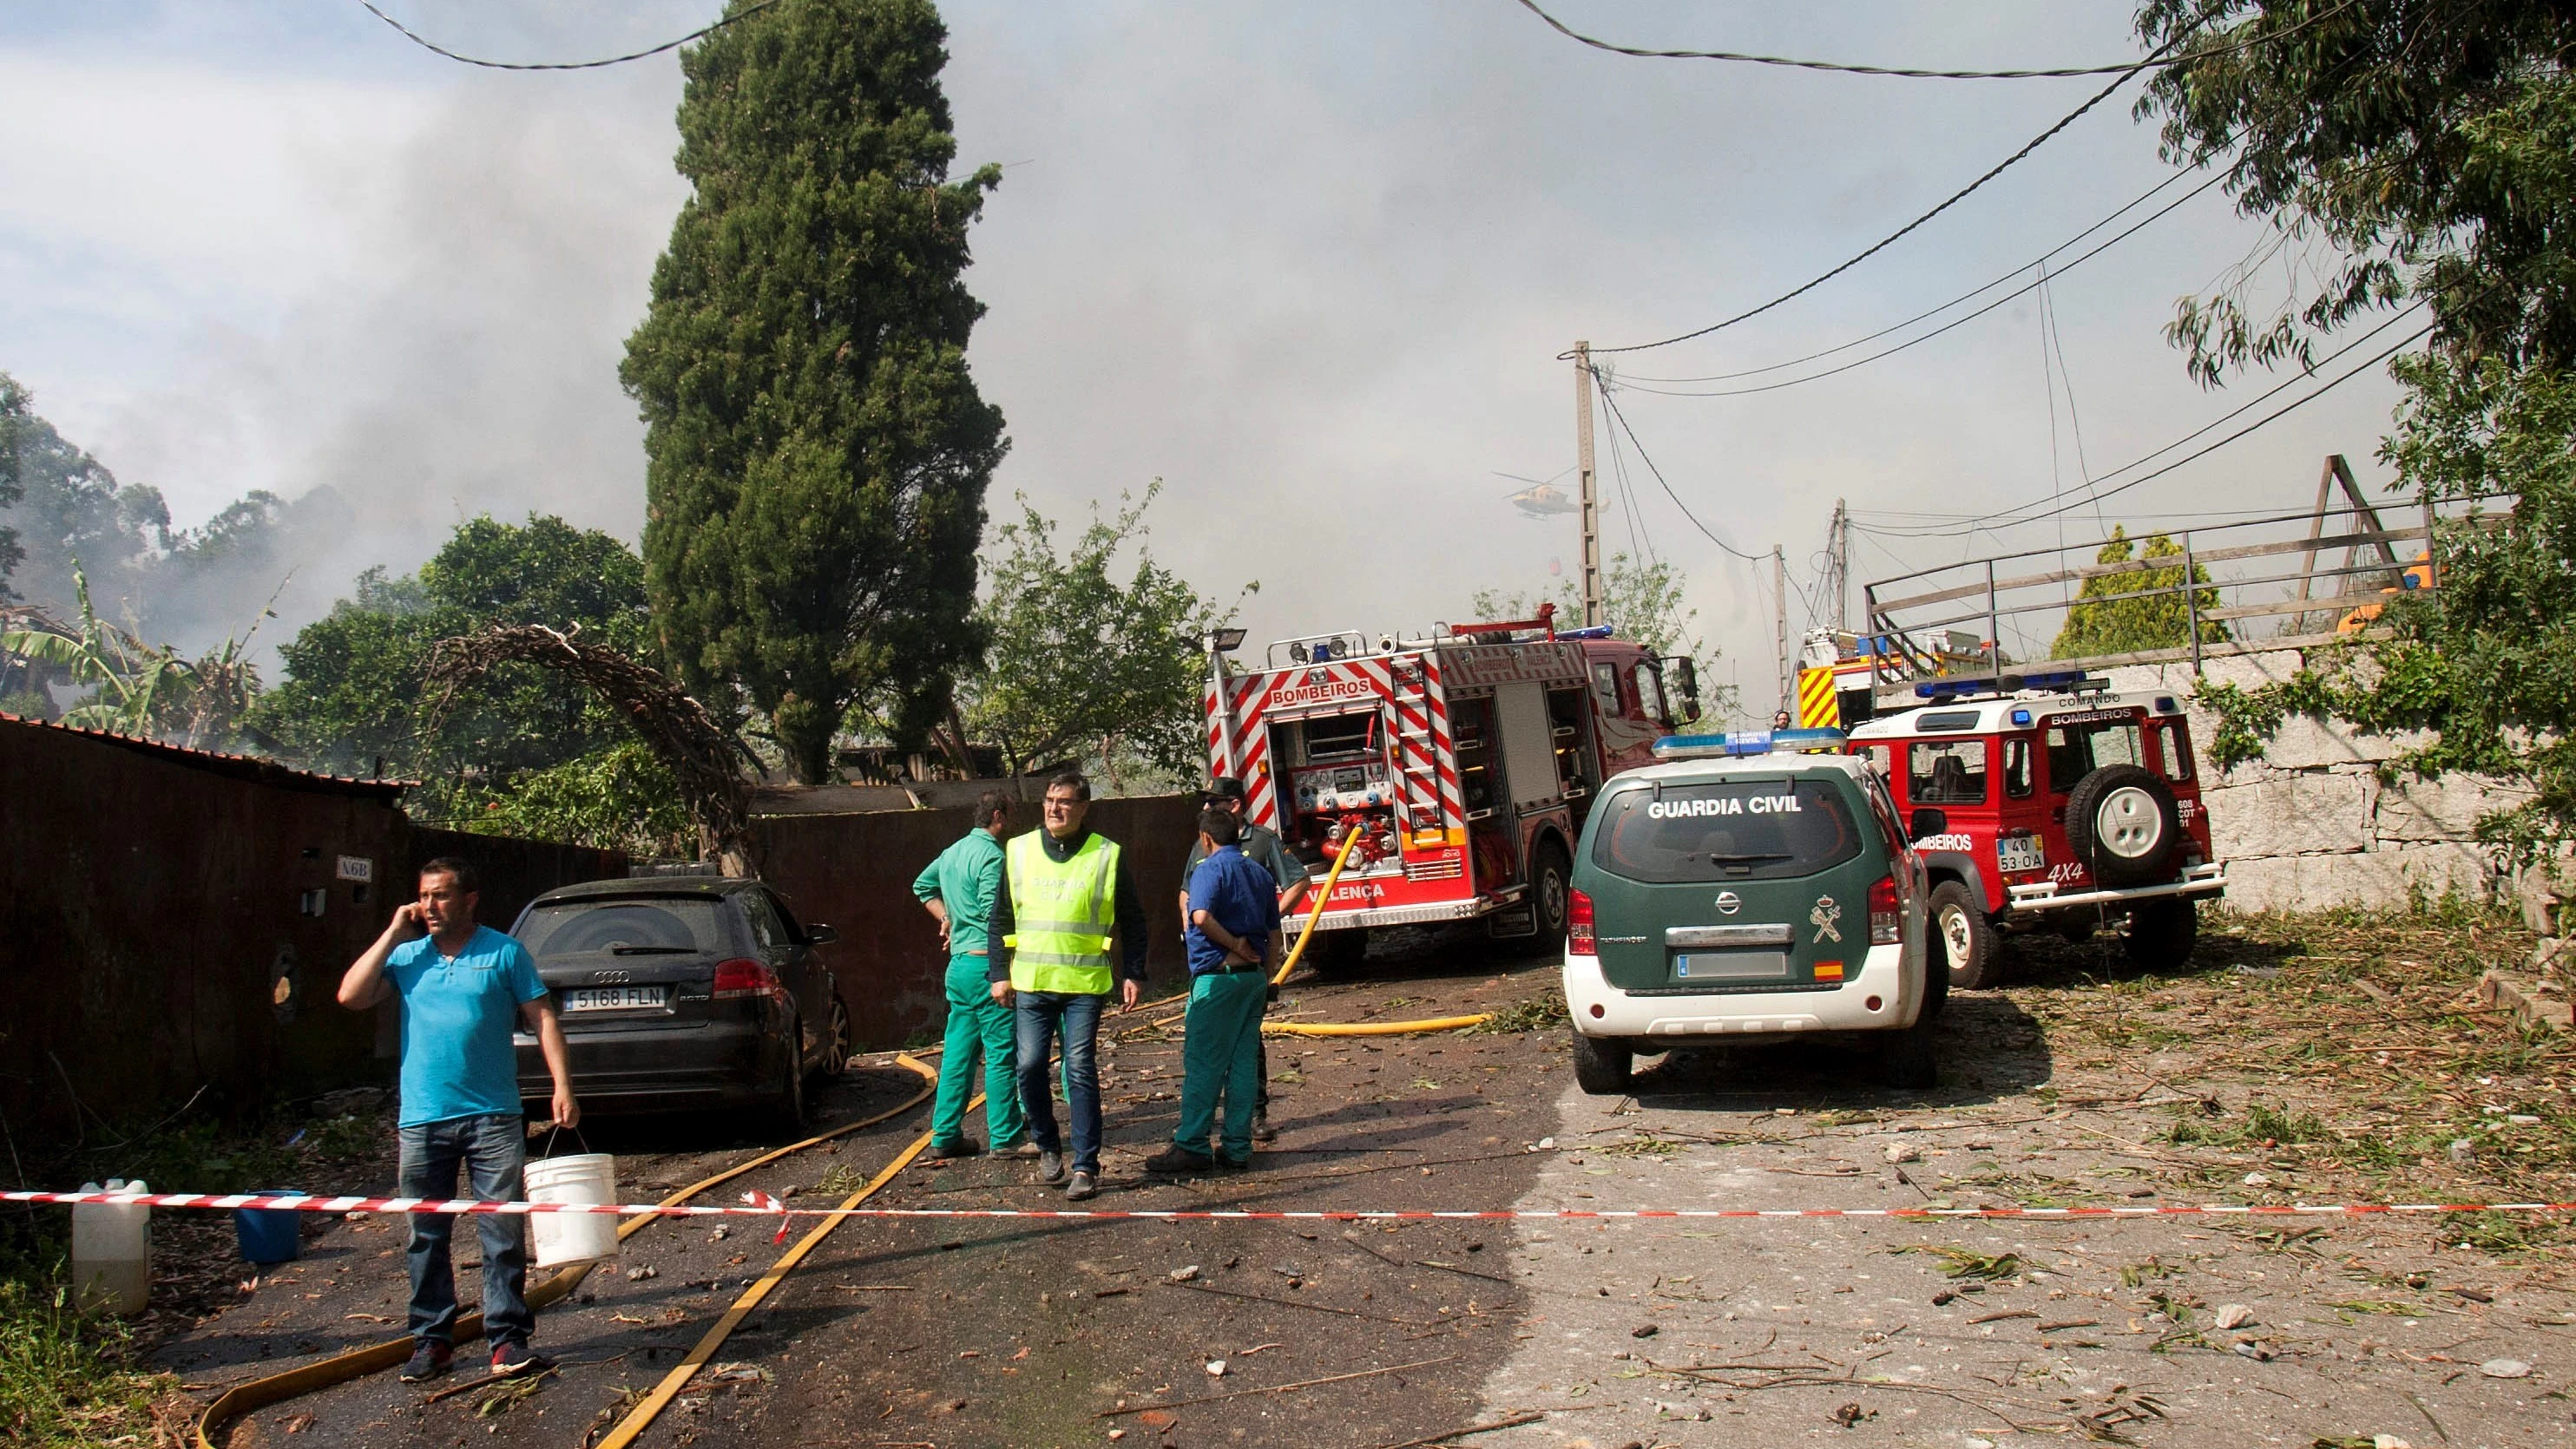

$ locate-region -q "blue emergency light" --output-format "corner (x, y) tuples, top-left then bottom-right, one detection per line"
(1653, 727), (1848, 759)
(1914, 669), (2101, 700)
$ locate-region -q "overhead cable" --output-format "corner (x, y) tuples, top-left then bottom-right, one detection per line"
(1859, 305), (2438, 540)
(1618, 165), (2217, 385)
(355, 0), (778, 70)
(1579, 57), (2156, 358)
(1512, 0), (2361, 82)
(1607, 170), (2229, 397)
(1589, 375), (1769, 563)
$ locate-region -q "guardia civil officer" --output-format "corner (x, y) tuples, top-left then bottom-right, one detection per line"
(988, 772), (1147, 1201)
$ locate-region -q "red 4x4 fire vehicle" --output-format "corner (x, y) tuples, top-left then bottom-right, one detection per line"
(1205, 605), (1698, 970)
(1843, 671), (2225, 987)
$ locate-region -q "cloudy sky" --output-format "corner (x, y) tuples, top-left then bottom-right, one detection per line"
(1, 1), (2407, 719)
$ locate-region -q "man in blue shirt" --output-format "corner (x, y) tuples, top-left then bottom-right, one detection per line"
(337, 857), (578, 1386)
(912, 790), (1026, 1159)
(1143, 809), (1283, 1175)
(1176, 777), (1310, 1144)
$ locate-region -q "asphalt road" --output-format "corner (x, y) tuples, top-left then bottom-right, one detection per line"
(161, 928), (2574, 1449)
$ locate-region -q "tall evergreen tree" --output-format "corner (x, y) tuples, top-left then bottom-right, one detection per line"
(621, 0), (1005, 784)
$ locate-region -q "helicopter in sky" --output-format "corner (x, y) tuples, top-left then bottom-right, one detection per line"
(1497, 469), (1579, 519)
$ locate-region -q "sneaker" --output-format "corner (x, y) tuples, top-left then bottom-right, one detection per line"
(1063, 1169), (1098, 1201)
(399, 1341), (452, 1383)
(1141, 1144), (1216, 1176)
(489, 1341), (552, 1379)
(928, 1137), (984, 1160)
(1035, 1148), (1067, 1185)
(1252, 1108), (1278, 1144)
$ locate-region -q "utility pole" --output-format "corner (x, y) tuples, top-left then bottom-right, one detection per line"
(1574, 342), (1603, 629)
(1773, 544), (1790, 715)
(1829, 497), (1850, 634)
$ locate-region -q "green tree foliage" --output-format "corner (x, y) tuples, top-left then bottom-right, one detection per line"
(457, 740), (694, 858)
(2048, 526), (2229, 660)
(956, 484), (1239, 788)
(2138, 2), (2576, 858)
(0, 373), (26, 590)
(0, 377), (169, 620)
(1472, 553), (1732, 722)
(621, 0), (1006, 784)
(252, 515), (654, 788)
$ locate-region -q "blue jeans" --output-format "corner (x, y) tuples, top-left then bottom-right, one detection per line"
(1014, 990), (1106, 1175)
(398, 1113), (533, 1348)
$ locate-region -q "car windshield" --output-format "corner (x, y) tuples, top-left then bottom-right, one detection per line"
(1591, 779), (1863, 883)
(518, 898), (732, 959)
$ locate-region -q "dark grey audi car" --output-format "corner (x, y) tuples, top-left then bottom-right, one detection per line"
(510, 877), (850, 1129)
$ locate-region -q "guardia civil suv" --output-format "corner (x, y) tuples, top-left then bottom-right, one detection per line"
(1562, 729), (1940, 1093)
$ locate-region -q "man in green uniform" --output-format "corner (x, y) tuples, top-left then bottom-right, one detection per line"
(1178, 777), (1309, 1143)
(914, 790), (1026, 1159)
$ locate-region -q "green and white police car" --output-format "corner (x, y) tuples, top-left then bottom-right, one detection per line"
(1562, 729), (1942, 1093)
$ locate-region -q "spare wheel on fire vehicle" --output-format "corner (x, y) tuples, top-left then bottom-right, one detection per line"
(2062, 764), (2179, 887)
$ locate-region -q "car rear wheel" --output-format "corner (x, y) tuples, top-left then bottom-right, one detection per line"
(1570, 1029), (1632, 1096)
(2065, 764), (2182, 888)
(1929, 880), (2001, 990)
(2124, 898), (2199, 973)
(810, 997), (851, 1081)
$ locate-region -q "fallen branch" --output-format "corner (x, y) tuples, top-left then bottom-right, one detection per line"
(1099, 1356), (1458, 1416)
(1360, 1409), (1549, 1449)
(1166, 1278), (1435, 1328)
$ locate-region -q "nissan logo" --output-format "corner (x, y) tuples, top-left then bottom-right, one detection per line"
(589, 968), (632, 985)
(1714, 891), (1741, 915)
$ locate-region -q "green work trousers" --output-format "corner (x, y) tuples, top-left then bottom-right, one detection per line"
(933, 954), (1024, 1149)
(1173, 971), (1266, 1163)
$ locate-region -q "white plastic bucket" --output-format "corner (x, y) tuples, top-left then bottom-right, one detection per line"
(522, 1154), (620, 1269)
(71, 1178), (150, 1315)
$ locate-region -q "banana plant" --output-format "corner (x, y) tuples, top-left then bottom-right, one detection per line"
(0, 566), (273, 748)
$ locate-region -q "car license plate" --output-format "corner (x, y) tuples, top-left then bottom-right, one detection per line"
(1672, 952), (1789, 981)
(1997, 835), (2046, 873)
(563, 986), (669, 1012)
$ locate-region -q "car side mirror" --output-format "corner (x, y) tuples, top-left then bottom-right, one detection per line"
(1662, 656), (1700, 722)
(805, 923), (838, 945)
(1909, 808), (1947, 842)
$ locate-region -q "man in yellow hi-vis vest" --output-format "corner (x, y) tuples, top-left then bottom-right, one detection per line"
(988, 771), (1147, 1202)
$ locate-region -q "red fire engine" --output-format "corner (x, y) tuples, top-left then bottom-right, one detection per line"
(1204, 605), (1699, 971)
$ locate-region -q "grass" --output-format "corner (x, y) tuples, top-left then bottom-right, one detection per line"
(0, 1272), (175, 1447)
(1471, 991), (1569, 1035)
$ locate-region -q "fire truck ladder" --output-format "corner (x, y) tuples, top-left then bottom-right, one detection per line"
(1391, 666), (1443, 836)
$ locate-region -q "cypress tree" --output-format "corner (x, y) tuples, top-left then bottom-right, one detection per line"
(622, 0), (1005, 784)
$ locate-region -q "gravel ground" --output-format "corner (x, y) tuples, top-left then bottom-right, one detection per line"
(155, 909), (2576, 1449)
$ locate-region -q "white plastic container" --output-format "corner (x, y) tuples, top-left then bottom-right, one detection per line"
(522, 1154), (620, 1269)
(71, 1178), (150, 1315)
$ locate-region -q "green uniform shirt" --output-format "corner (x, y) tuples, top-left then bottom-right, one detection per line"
(913, 827), (1006, 955)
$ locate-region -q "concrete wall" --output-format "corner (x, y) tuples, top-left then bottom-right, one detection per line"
(0, 715), (625, 1149)
(752, 794), (1203, 1052)
(2095, 648), (2525, 912)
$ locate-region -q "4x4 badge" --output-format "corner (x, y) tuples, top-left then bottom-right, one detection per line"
(1713, 891), (1741, 915)
(1810, 895), (1843, 944)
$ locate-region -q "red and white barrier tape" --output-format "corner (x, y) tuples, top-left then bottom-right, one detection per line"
(10, 1188), (2575, 1223)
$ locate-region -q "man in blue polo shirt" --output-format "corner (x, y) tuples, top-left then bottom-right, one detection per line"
(1143, 808), (1283, 1175)
(338, 856), (578, 1385)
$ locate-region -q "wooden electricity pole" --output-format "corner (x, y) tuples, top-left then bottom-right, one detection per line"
(1574, 342), (1603, 629)
(1830, 497), (1850, 633)
(1773, 545), (1790, 715)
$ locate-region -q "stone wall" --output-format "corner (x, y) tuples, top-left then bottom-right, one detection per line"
(2093, 648), (2527, 912)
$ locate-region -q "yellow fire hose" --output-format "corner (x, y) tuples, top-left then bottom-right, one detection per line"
(1260, 827), (1492, 1036)
(192, 1053), (942, 1449)
(1271, 826), (1361, 987)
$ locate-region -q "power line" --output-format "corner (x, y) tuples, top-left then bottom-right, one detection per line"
(1580, 59), (2153, 357)
(355, 0), (778, 71)
(1514, 0), (2366, 81)
(1606, 170), (2228, 398)
(1856, 305), (2438, 541)
(1617, 164), (2216, 386)
(1589, 374), (1769, 563)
